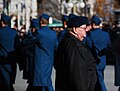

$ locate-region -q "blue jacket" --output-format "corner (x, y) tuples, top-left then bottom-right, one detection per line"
(57, 29), (67, 43)
(33, 26), (58, 86)
(0, 26), (18, 85)
(86, 28), (111, 69)
(19, 26), (58, 86)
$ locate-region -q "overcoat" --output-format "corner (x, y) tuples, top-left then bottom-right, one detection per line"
(19, 26), (58, 88)
(54, 33), (97, 91)
(33, 26), (58, 86)
(16, 32), (35, 81)
(0, 26), (18, 85)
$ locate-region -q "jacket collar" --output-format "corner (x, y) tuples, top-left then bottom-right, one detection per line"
(67, 33), (84, 46)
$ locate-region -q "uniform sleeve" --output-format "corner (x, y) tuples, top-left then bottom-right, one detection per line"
(85, 36), (93, 48)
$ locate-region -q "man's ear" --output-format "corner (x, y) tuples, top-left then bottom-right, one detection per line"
(73, 27), (77, 34)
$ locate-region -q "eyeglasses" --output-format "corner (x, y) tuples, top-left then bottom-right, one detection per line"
(79, 27), (87, 30)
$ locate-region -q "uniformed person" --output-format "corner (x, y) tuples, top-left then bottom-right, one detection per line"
(31, 13), (58, 91)
(85, 15), (112, 91)
(0, 14), (18, 91)
(18, 14), (58, 91)
(15, 18), (41, 91)
(57, 14), (68, 43)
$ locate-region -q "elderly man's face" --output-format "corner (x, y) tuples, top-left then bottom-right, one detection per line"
(75, 24), (87, 41)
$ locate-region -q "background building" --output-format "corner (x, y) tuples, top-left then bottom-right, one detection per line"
(0, 0), (120, 30)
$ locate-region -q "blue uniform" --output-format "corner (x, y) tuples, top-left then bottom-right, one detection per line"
(57, 29), (67, 43)
(33, 26), (58, 86)
(86, 28), (111, 91)
(0, 26), (18, 90)
(20, 26), (58, 91)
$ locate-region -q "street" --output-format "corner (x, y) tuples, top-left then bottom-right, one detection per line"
(14, 65), (119, 91)
(104, 65), (119, 91)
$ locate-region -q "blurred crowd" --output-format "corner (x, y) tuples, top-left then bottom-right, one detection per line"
(0, 12), (120, 91)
